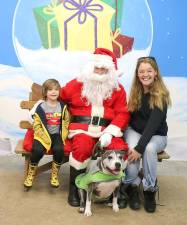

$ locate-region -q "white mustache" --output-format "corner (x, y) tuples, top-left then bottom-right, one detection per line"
(88, 73), (109, 83)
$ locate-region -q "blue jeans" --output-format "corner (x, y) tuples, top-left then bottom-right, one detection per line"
(123, 127), (167, 191)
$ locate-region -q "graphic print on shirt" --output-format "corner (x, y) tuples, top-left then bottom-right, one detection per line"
(46, 112), (62, 125)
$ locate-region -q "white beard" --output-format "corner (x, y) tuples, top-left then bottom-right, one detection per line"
(77, 66), (120, 106)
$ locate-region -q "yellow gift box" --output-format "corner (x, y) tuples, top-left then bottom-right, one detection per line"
(48, 0), (114, 51)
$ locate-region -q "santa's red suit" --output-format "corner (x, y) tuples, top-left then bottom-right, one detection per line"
(61, 75), (130, 170)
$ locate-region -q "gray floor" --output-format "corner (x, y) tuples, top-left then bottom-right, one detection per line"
(1, 155), (187, 225)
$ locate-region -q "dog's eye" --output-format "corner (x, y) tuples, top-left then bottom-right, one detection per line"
(108, 156), (113, 160)
(119, 155), (123, 160)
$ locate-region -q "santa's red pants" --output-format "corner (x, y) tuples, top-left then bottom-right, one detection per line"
(64, 133), (128, 170)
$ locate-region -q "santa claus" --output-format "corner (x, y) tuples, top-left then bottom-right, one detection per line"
(60, 48), (130, 207)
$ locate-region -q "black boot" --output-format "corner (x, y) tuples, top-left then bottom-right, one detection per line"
(68, 166), (85, 207)
(127, 185), (141, 210)
(143, 190), (156, 213)
(117, 183), (128, 209)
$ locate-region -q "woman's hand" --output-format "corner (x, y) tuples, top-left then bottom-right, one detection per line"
(128, 148), (141, 163)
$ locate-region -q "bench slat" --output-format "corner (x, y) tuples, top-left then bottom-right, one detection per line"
(31, 83), (42, 98)
(20, 120), (32, 129)
(29, 92), (42, 101)
(20, 100), (37, 110)
(15, 139), (31, 156)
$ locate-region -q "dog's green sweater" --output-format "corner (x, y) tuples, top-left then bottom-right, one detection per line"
(75, 171), (124, 191)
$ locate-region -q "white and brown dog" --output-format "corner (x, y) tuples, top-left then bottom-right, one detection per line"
(75, 150), (128, 216)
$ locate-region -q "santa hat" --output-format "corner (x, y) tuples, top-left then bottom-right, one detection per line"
(93, 48), (123, 76)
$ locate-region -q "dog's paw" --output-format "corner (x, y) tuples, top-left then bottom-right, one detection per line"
(78, 207), (85, 214)
(84, 210), (92, 217)
(112, 204), (119, 212)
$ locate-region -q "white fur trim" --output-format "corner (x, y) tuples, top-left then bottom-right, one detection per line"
(93, 54), (115, 69)
(68, 130), (102, 138)
(88, 125), (102, 134)
(99, 133), (112, 147)
(103, 124), (123, 137)
(93, 54), (123, 77)
(69, 152), (91, 170)
(28, 100), (44, 123)
(115, 69), (123, 77)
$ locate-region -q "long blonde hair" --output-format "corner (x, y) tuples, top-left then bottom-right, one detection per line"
(128, 57), (171, 112)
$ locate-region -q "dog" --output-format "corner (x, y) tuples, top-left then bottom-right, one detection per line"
(75, 150), (128, 216)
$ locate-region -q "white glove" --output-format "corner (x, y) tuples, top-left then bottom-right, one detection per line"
(99, 133), (112, 148)
(28, 100), (44, 123)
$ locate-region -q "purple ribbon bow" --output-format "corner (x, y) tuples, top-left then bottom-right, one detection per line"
(63, 0), (103, 50)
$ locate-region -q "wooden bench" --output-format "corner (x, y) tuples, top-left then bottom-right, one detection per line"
(15, 83), (170, 179)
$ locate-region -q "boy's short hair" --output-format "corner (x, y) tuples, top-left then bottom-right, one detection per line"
(42, 79), (61, 100)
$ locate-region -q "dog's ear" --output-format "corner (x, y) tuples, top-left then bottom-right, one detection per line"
(96, 151), (112, 170)
(97, 149), (106, 157)
(92, 141), (105, 159)
(97, 158), (102, 170)
(101, 150), (113, 159)
(92, 149), (105, 159)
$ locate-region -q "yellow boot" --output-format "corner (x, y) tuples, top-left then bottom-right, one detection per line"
(50, 161), (61, 188)
(24, 164), (37, 188)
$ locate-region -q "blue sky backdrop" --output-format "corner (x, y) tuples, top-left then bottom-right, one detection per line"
(0, 0), (186, 76)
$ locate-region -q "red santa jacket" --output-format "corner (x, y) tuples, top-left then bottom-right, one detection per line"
(60, 79), (130, 138)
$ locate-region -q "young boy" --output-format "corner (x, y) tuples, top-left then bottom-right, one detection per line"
(24, 79), (70, 189)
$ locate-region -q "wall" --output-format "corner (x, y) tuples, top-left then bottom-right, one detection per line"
(0, 0), (186, 159)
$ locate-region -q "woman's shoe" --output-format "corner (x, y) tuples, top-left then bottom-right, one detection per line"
(143, 190), (156, 213)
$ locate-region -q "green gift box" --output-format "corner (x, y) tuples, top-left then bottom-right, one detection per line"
(33, 5), (60, 49)
(100, 0), (124, 31)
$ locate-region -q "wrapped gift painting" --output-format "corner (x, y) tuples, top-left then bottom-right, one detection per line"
(100, 0), (124, 31)
(33, 3), (60, 49)
(111, 29), (134, 58)
(33, 0), (115, 51)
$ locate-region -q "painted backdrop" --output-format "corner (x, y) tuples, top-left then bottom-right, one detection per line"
(0, 0), (186, 160)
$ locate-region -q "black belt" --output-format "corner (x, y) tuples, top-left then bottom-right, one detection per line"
(71, 115), (111, 127)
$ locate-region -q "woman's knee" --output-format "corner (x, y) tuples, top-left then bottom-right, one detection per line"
(144, 143), (157, 160)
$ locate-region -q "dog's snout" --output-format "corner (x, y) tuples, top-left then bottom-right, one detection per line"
(115, 162), (121, 169)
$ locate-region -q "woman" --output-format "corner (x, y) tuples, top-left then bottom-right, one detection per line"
(120, 57), (171, 213)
